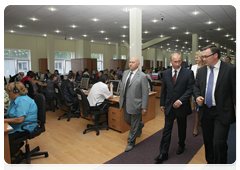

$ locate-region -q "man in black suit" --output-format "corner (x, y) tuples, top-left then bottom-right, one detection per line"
(193, 45), (236, 164)
(61, 72), (79, 112)
(155, 53), (194, 164)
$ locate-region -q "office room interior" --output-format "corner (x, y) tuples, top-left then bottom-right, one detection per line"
(3, 4), (237, 169)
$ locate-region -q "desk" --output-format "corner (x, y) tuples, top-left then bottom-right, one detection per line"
(4, 123), (13, 164)
(152, 80), (162, 98)
(82, 91), (156, 133)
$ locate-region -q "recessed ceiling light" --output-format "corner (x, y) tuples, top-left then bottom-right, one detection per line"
(144, 31), (149, 34)
(31, 17), (37, 21)
(49, 8), (56, 11)
(175, 45), (178, 47)
(176, 39), (179, 42)
(167, 43), (170, 46)
(83, 34), (87, 37)
(199, 36), (203, 39)
(198, 45), (201, 47)
(160, 46), (163, 48)
(18, 25), (24, 28)
(70, 37), (73, 40)
(231, 38), (234, 40)
(115, 22), (117, 24)
(100, 30), (105, 33)
(206, 40), (209, 42)
(226, 34), (229, 37)
(217, 28), (221, 31)
(185, 41), (188, 44)
(160, 35), (164, 37)
(10, 30), (14, 33)
(182, 46), (185, 49)
(72, 25), (76, 28)
(56, 30), (60, 33)
(91, 40), (94, 42)
(105, 37), (108, 40)
(93, 18), (98, 22)
(207, 21), (213, 24)
(152, 19), (158, 23)
(108, 42), (111, 44)
(123, 8), (129, 12)
(185, 31), (190, 34)
(43, 34), (46, 37)
(193, 11), (199, 15)
(122, 35), (126, 37)
(171, 27), (176, 30)
(122, 40), (125, 42)
(123, 25), (127, 29)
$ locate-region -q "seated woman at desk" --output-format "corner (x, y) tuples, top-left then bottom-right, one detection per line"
(30, 72), (47, 95)
(75, 70), (82, 83)
(4, 82), (38, 160)
(87, 74), (113, 110)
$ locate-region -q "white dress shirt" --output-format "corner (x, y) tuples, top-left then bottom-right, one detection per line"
(124, 68), (138, 89)
(172, 66), (181, 79)
(204, 59), (221, 106)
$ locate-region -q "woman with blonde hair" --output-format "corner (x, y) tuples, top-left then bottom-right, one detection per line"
(191, 51), (205, 137)
(4, 82), (38, 160)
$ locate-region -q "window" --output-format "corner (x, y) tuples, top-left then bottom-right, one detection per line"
(4, 49), (31, 78)
(121, 55), (126, 60)
(54, 51), (74, 74)
(91, 53), (103, 71)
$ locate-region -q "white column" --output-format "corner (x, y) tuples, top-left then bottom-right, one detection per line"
(116, 43), (121, 59)
(192, 34), (199, 65)
(129, 8), (142, 70)
(46, 34), (54, 73)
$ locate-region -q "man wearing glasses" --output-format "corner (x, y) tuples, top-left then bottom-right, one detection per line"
(193, 45), (236, 164)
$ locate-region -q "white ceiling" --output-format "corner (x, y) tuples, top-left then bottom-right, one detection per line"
(4, 5), (236, 55)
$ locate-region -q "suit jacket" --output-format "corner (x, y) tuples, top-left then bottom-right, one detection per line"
(193, 61), (236, 125)
(119, 69), (149, 114)
(61, 79), (77, 106)
(160, 66), (194, 117)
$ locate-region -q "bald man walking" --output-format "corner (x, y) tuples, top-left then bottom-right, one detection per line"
(119, 56), (149, 152)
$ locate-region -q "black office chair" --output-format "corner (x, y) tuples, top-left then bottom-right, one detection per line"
(75, 88), (109, 136)
(53, 83), (80, 121)
(11, 94), (48, 164)
(148, 79), (154, 92)
(24, 80), (35, 99)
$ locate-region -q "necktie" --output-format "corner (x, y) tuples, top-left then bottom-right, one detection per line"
(124, 72), (133, 100)
(173, 70), (177, 84)
(206, 67), (214, 108)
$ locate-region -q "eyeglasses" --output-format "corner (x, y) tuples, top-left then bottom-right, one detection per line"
(202, 52), (216, 59)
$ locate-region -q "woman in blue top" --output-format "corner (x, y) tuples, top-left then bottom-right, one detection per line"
(4, 82), (38, 160)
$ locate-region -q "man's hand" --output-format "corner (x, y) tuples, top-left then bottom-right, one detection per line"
(196, 96), (204, 106)
(160, 106), (165, 112)
(142, 109), (147, 116)
(173, 100), (182, 108)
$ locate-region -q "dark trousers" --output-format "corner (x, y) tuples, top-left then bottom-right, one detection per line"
(202, 105), (230, 164)
(160, 108), (187, 154)
(9, 131), (28, 156)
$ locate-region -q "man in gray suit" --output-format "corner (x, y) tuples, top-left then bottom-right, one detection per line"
(119, 56), (149, 152)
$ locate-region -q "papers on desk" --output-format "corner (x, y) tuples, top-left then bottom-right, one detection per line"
(7, 125), (13, 130)
(82, 89), (88, 92)
(113, 95), (118, 98)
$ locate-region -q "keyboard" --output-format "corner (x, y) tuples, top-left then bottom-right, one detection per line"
(113, 95), (118, 98)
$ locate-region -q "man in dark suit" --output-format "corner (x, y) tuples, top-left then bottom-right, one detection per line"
(193, 45), (236, 164)
(119, 56), (149, 152)
(61, 72), (79, 113)
(225, 56), (233, 65)
(155, 53), (194, 164)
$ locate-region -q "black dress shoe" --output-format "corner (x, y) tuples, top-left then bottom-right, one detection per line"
(154, 154), (168, 164)
(201, 164), (213, 170)
(176, 146), (185, 155)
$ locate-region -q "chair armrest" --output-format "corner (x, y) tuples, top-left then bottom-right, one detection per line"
(95, 102), (108, 110)
(21, 120), (41, 137)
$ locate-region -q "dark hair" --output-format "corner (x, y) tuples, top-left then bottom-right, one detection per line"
(45, 69), (50, 73)
(68, 72), (75, 79)
(27, 70), (33, 76)
(98, 74), (108, 83)
(49, 74), (56, 80)
(29, 72), (36, 78)
(202, 45), (221, 59)
(100, 71), (103, 74)
(60, 75), (64, 81)
(226, 56), (231, 60)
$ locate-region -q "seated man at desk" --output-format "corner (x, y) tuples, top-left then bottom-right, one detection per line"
(61, 72), (79, 113)
(87, 74), (113, 110)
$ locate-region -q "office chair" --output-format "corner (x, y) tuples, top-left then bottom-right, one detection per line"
(75, 88), (109, 136)
(11, 94), (48, 164)
(53, 83), (80, 121)
(24, 80), (35, 99)
(148, 79), (154, 92)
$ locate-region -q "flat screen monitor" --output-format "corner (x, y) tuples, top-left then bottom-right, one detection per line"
(151, 73), (158, 80)
(118, 71), (122, 75)
(103, 70), (107, 74)
(39, 73), (45, 81)
(109, 80), (120, 95)
(80, 77), (89, 90)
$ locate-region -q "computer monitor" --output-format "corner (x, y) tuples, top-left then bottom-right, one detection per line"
(80, 77), (89, 90)
(118, 71), (122, 75)
(109, 80), (120, 95)
(92, 70), (96, 74)
(39, 73), (45, 81)
(151, 73), (158, 80)
(103, 70), (107, 74)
